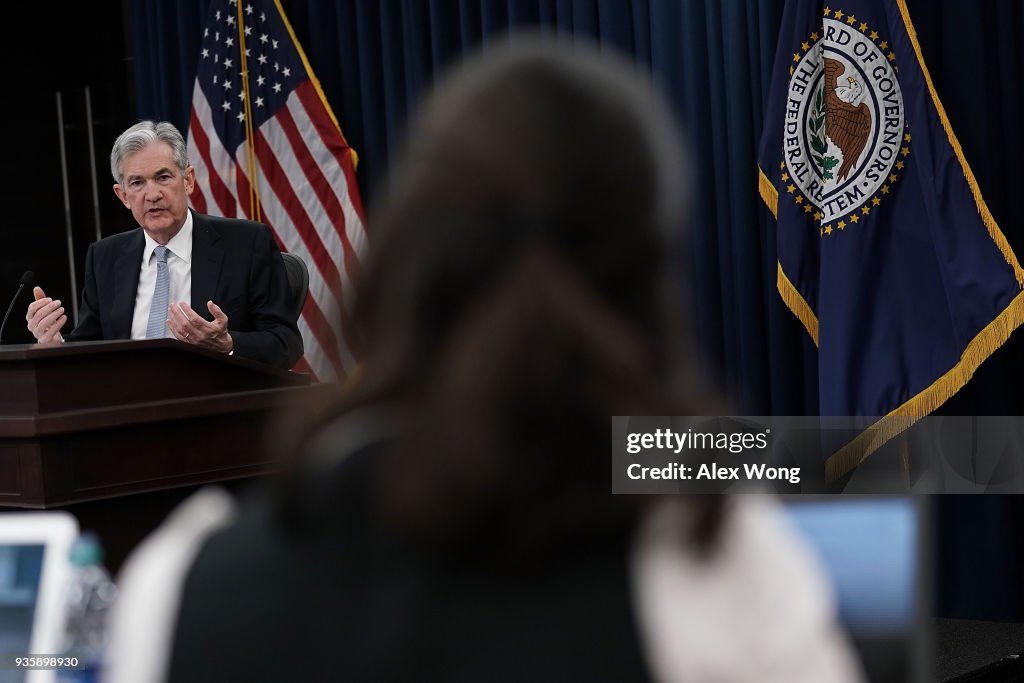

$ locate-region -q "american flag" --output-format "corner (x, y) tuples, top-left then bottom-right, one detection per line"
(187, 0), (366, 382)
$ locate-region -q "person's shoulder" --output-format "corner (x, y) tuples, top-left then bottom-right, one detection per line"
(87, 228), (143, 259)
(192, 213), (276, 253)
(94, 228), (141, 248)
(193, 212), (271, 238)
(103, 486), (239, 683)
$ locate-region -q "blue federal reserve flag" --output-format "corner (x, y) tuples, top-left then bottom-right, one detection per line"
(757, 0), (1024, 480)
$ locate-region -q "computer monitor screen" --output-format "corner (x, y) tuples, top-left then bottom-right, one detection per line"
(782, 495), (929, 683)
(0, 546), (45, 683)
(0, 513), (78, 683)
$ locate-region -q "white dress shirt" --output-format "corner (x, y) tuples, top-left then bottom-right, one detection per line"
(131, 212), (194, 340)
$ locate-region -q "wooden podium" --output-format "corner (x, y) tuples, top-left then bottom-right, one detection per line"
(0, 339), (337, 572)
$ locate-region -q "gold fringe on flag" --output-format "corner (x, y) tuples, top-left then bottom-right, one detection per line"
(758, 166), (778, 219)
(826, 289), (1024, 482)
(274, 0), (360, 171)
(776, 264), (819, 347)
(896, 0), (1024, 288)
(761, 168), (819, 345)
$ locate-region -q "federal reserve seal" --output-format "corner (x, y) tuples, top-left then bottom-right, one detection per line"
(781, 9), (910, 235)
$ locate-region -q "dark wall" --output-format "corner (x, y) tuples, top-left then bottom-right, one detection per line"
(0, 4), (136, 344)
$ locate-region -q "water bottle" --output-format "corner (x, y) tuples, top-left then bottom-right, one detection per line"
(56, 533), (118, 683)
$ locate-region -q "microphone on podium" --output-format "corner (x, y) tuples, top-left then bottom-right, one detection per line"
(0, 271), (34, 344)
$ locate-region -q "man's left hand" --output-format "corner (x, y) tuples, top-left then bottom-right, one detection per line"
(168, 301), (233, 354)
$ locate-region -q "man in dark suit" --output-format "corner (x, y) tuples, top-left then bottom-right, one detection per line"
(25, 120), (302, 369)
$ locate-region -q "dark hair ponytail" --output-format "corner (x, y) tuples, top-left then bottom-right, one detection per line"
(377, 247), (686, 557)
(279, 37), (727, 561)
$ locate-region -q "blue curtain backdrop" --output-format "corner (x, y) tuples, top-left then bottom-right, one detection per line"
(127, 0), (822, 417)
(126, 0), (1024, 618)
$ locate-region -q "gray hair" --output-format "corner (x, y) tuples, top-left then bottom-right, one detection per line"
(110, 120), (190, 184)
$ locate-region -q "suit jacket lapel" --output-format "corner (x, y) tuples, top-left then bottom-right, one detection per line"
(110, 230), (145, 338)
(190, 212), (224, 322)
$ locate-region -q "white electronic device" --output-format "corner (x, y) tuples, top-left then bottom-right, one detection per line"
(0, 512), (78, 683)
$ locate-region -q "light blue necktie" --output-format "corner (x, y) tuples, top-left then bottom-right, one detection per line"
(145, 245), (170, 338)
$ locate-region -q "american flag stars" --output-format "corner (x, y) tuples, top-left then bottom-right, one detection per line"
(188, 0), (368, 382)
(197, 0), (298, 142)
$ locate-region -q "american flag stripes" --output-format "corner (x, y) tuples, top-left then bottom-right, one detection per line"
(187, 0), (366, 382)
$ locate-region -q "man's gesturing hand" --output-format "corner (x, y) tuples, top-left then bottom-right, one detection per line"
(168, 300), (233, 354)
(25, 286), (66, 343)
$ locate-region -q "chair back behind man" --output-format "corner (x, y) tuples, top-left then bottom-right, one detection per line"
(280, 252), (309, 323)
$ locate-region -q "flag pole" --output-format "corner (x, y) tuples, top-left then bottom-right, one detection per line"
(235, 1), (261, 222)
(55, 91), (79, 325)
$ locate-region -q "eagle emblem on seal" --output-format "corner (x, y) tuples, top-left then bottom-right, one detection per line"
(823, 57), (871, 181)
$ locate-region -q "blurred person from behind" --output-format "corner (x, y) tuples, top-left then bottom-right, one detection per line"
(104, 37), (862, 682)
